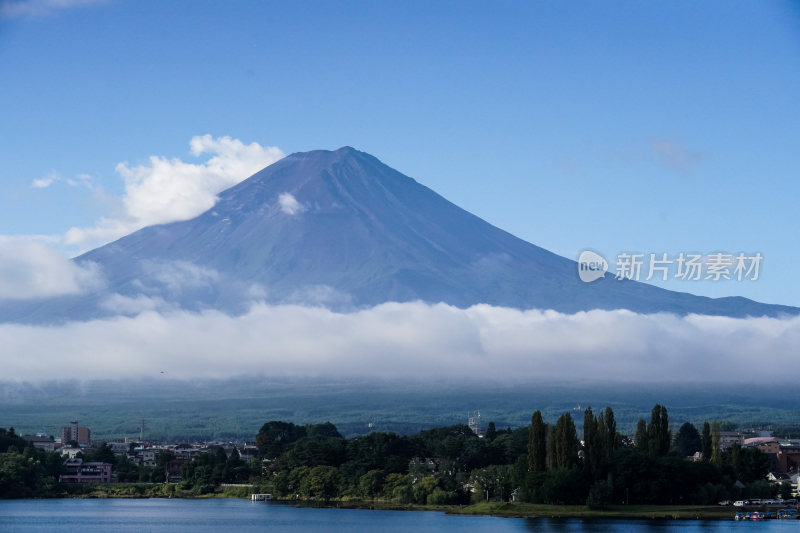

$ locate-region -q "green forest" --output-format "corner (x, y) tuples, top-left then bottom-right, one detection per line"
(1, 404), (786, 507)
(243, 405), (779, 506)
(5, 378), (800, 442)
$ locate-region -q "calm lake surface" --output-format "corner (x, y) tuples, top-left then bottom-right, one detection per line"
(0, 499), (795, 532)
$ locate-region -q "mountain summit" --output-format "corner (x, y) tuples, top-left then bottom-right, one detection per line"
(6, 147), (798, 322)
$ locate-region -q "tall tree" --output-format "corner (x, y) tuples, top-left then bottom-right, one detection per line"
(647, 404), (670, 457)
(674, 422), (702, 457)
(485, 422), (497, 442)
(711, 421), (722, 465)
(546, 423), (556, 470)
(601, 407), (618, 458)
(553, 413), (578, 469)
(634, 419), (648, 453)
(701, 422), (712, 462)
(736, 446), (770, 483)
(88, 442), (116, 465)
(728, 442), (742, 478)
(583, 406), (600, 477)
(527, 411), (547, 472)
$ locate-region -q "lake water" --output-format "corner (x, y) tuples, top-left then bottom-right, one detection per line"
(0, 499), (795, 532)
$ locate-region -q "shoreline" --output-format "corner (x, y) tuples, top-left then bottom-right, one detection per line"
(13, 486), (770, 521)
(290, 500), (736, 520)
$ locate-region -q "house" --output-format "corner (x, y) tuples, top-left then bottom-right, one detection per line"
(747, 439), (800, 474)
(128, 448), (158, 466)
(173, 443), (205, 460)
(59, 458), (112, 483)
(60, 447), (84, 459)
(775, 443), (800, 473)
(165, 459), (185, 482)
(22, 435), (56, 452)
(719, 431), (744, 450)
(238, 445), (259, 463)
(745, 437), (780, 453)
(107, 440), (132, 455)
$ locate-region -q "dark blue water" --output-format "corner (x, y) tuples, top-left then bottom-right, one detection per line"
(0, 499), (793, 532)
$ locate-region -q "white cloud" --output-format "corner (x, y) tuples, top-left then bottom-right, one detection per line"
(32, 171), (59, 189)
(1, 302), (798, 382)
(284, 285), (353, 308)
(650, 139), (703, 175)
(0, 238), (103, 299)
(64, 135), (284, 249)
(0, 0), (106, 19)
(143, 260), (220, 292)
(32, 171), (93, 189)
(278, 192), (305, 215)
(99, 293), (170, 315)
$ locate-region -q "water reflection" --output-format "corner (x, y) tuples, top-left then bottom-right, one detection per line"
(523, 517), (799, 532)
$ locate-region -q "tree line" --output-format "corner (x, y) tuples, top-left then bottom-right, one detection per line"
(250, 405), (777, 506)
(0, 405), (782, 503)
(522, 404), (776, 506)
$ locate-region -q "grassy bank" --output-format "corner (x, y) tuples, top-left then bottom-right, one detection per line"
(290, 499), (734, 520)
(54, 483), (252, 499)
(46, 487), (738, 520)
(450, 502), (734, 520)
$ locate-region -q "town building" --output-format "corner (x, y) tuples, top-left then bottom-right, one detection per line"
(21, 435), (56, 452)
(59, 421), (91, 446)
(108, 440), (132, 455)
(747, 437), (800, 474)
(59, 458), (112, 483)
(59, 447), (84, 459)
(719, 431), (745, 450)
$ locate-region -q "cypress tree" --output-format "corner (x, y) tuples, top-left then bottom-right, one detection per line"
(546, 423), (556, 470)
(597, 413), (608, 458)
(583, 406), (599, 476)
(659, 405), (671, 455)
(485, 421), (497, 442)
(647, 404), (670, 457)
(711, 421), (722, 465)
(602, 407), (618, 457)
(634, 419), (648, 453)
(701, 421), (712, 462)
(527, 411), (547, 472)
(554, 413), (578, 469)
(729, 442), (742, 477)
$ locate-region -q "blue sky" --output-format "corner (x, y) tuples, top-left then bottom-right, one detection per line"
(1, 0), (799, 306)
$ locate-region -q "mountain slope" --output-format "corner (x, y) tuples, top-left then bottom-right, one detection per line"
(4, 147), (798, 322)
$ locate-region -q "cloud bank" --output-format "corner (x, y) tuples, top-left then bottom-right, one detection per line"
(1, 302), (798, 383)
(64, 135), (284, 249)
(0, 0), (106, 19)
(0, 238), (102, 299)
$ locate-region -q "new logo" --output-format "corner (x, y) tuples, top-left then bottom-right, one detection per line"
(578, 250), (608, 283)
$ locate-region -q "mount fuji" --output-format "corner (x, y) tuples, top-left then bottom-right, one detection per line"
(4, 146), (797, 323)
